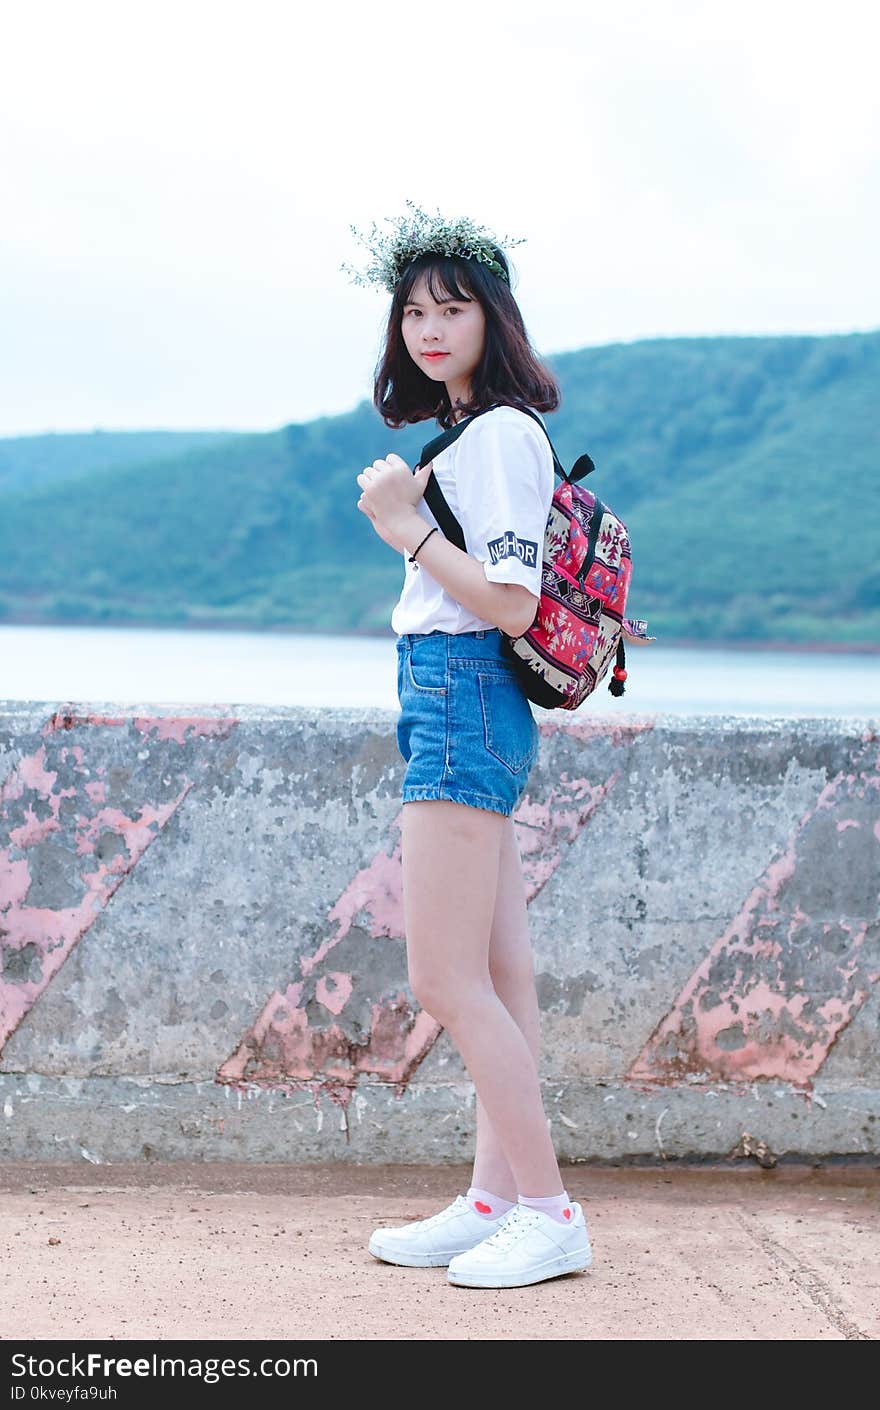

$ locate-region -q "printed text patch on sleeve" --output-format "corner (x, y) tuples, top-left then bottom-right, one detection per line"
(487, 531), (539, 568)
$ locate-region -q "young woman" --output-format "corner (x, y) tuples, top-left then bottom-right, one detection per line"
(351, 212), (593, 1289)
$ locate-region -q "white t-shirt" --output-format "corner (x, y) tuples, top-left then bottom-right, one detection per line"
(390, 404), (556, 635)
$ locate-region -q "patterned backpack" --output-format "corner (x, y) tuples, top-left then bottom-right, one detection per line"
(418, 402), (656, 711)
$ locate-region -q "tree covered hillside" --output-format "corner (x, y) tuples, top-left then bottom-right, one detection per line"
(0, 329), (876, 645)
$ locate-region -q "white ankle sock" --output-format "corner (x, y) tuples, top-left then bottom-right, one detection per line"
(517, 1190), (574, 1225)
(465, 1185), (516, 1221)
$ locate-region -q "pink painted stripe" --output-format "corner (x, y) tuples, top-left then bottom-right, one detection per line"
(219, 740), (638, 1101)
(628, 735), (880, 1089)
(1, 714), (239, 1052)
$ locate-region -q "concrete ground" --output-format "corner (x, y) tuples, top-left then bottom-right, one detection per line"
(1, 1161), (877, 1341)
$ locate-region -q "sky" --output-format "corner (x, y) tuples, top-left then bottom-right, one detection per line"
(1, 0), (878, 437)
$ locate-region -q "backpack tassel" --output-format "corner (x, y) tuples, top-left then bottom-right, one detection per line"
(608, 640), (627, 696)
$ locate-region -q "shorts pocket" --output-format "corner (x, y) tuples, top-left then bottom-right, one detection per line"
(477, 672), (537, 774)
(406, 641), (448, 694)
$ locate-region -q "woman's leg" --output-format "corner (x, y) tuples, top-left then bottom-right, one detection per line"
(402, 799), (563, 1196)
(471, 813), (542, 1201)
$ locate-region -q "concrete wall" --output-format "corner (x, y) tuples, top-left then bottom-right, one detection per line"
(1, 701), (877, 1164)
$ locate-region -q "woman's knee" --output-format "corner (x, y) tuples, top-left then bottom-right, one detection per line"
(408, 967), (490, 1026)
(408, 966), (453, 1022)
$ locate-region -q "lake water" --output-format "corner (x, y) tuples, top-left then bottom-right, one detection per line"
(0, 623), (877, 717)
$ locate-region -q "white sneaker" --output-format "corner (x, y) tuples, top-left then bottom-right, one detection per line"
(368, 1194), (508, 1268)
(447, 1201), (593, 1288)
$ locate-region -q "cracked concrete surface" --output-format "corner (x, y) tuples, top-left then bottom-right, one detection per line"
(1, 706), (878, 1161)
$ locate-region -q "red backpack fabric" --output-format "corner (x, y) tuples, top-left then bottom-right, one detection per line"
(418, 403), (656, 710)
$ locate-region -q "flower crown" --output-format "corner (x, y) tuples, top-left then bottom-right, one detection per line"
(340, 199), (527, 295)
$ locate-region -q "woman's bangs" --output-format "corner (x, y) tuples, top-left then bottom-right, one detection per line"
(400, 256), (475, 307)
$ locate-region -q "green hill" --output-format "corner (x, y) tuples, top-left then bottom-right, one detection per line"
(0, 428), (242, 495)
(0, 330), (876, 644)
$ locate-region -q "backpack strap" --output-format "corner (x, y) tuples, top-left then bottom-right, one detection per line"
(417, 404), (499, 553)
(515, 406), (596, 485)
(416, 402), (596, 553)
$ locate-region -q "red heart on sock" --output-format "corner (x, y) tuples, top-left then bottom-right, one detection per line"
(474, 1200), (493, 1213)
(563, 1207), (572, 1219)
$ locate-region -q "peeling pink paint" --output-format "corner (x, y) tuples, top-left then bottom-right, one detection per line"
(8, 805), (62, 849)
(220, 981), (439, 1096)
(539, 717), (655, 747)
(132, 716), (240, 744)
(219, 759), (627, 1106)
(513, 774), (622, 896)
(315, 972), (353, 1014)
(301, 839), (405, 977)
(217, 830), (440, 1102)
(7, 705), (876, 1118)
(73, 801), (184, 861)
(40, 711), (239, 742)
(628, 736), (880, 1091)
(1, 714), (239, 1054)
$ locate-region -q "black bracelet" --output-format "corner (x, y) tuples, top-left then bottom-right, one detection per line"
(408, 526), (438, 566)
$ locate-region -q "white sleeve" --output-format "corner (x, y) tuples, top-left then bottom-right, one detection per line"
(455, 410), (555, 597)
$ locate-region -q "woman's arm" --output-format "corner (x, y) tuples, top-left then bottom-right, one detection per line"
(391, 508), (539, 637)
(356, 448), (539, 637)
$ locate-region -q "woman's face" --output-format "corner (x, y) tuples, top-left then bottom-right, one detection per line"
(400, 271), (486, 402)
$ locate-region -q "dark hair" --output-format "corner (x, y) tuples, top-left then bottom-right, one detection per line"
(373, 247), (561, 430)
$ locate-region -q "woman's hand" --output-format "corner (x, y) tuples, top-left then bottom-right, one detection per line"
(356, 453), (433, 552)
(359, 502), (402, 551)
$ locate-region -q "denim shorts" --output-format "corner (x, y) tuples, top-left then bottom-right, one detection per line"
(395, 627), (540, 817)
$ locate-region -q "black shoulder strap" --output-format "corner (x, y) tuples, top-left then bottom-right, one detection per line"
(513, 407), (595, 484)
(416, 403), (595, 553)
(417, 404), (496, 552)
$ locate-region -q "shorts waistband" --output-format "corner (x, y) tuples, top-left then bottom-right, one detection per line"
(396, 627), (508, 659)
